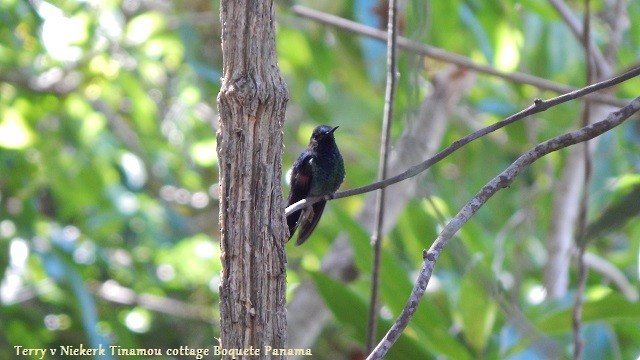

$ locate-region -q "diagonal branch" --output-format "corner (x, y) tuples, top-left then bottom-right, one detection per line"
(367, 96), (640, 359)
(285, 66), (640, 217)
(291, 5), (628, 108)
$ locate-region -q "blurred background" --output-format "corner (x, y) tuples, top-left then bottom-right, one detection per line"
(1, 0), (640, 359)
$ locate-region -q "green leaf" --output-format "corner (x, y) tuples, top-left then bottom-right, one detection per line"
(38, 241), (113, 357)
(585, 178), (640, 243)
(459, 3), (494, 63)
(0, 108), (35, 149)
(333, 205), (416, 318)
(536, 293), (640, 334)
(333, 206), (473, 360)
(125, 12), (166, 45)
(458, 266), (497, 353)
(310, 271), (432, 360)
(277, 27), (313, 71)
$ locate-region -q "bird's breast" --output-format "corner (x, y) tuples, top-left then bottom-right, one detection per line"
(310, 152), (345, 196)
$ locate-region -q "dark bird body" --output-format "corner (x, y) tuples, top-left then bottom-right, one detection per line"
(287, 125), (345, 245)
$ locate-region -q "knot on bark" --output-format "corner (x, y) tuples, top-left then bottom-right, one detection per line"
(222, 75), (257, 104)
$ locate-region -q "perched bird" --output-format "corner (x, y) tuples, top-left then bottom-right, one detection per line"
(286, 125), (345, 245)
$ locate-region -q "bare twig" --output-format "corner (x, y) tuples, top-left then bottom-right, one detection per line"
(546, 0), (610, 77)
(94, 281), (215, 324)
(3, 279), (216, 324)
(367, 0), (399, 352)
(0, 71), (78, 95)
(367, 96), (640, 359)
(583, 252), (639, 301)
(572, 1), (595, 357)
(290, 5), (628, 108)
(577, 0), (596, 240)
(572, 245), (588, 359)
(604, 0), (629, 64)
(284, 66), (640, 217)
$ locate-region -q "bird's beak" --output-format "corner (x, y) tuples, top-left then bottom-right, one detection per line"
(329, 126), (339, 134)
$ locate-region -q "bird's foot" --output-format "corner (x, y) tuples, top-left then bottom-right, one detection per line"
(323, 193), (335, 201)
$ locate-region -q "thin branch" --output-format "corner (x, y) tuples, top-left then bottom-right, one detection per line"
(284, 66), (640, 217)
(367, 96), (640, 359)
(572, 245), (588, 360)
(573, 2), (596, 357)
(93, 281), (215, 324)
(4, 279), (216, 324)
(0, 72), (77, 95)
(583, 252), (639, 301)
(290, 5), (628, 108)
(547, 0), (610, 77)
(604, 0), (629, 64)
(367, 0), (399, 353)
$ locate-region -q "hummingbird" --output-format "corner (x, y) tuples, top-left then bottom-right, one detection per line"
(286, 125), (345, 245)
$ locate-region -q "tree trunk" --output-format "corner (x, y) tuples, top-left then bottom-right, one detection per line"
(216, 0), (288, 358)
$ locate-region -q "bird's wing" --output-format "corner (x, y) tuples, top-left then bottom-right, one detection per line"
(286, 152), (313, 238)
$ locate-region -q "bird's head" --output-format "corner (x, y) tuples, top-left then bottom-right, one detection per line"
(310, 125), (339, 145)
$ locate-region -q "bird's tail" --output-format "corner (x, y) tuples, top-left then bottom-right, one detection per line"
(294, 201), (327, 246)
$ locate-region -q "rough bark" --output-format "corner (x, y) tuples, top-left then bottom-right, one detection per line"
(217, 0), (288, 358)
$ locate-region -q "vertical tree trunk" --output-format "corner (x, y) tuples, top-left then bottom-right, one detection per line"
(216, 0), (288, 358)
